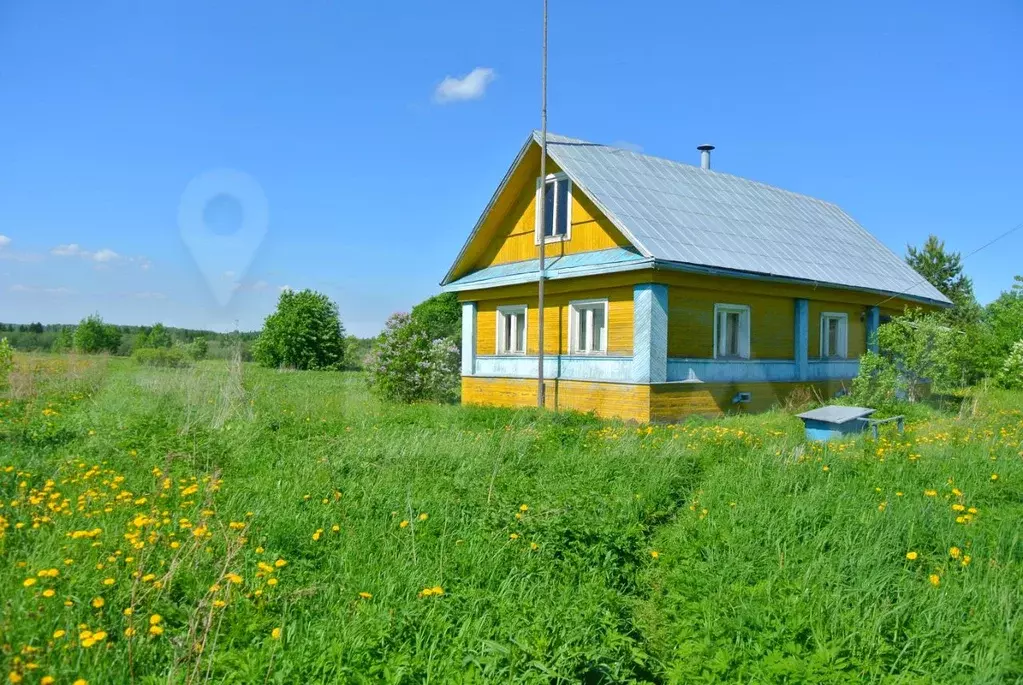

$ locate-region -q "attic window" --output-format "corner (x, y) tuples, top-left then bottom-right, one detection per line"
(535, 173), (571, 243)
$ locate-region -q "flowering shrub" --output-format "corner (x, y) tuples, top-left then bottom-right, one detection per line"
(996, 339), (1023, 390)
(366, 313), (459, 403)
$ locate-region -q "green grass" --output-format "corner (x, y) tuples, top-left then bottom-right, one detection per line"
(1, 355), (1022, 683)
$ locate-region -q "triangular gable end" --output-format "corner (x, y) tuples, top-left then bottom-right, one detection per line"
(441, 133), (649, 285)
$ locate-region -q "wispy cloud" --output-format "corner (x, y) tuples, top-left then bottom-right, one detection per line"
(0, 235), (10, 250)
(434, 67), (496, 104)
(9, 284), (76, 296)
(0, 236), (43, 263)
(51, 243), (151, 270)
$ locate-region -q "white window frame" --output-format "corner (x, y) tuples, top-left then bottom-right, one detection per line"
(569, 298), (609, 355)
(495, 305), (528, 355)
(712, 303), (751, 360)
(820, 312), (849, 359)
(534, 172), (573, 244)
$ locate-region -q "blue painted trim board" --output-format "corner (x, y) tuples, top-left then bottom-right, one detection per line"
(794, 298), (809, 380)
(632, 283), (668, 383)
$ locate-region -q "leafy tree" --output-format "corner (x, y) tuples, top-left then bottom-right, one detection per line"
(985, 276), (1023, 359)
(366, 313), (459, 403)
(187, 336), (208, 361)
(252, 289), (346, 370)
(996, 340), (1023, 390)
(905, 236), (977, 317)
(73, 314), (120, 354)
(410, 292), (462, 346)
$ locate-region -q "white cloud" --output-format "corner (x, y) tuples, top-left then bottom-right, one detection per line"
(51, 243), (148, 269)
(279, 285), (293, 293)
(0, 235), (11, 250)
(9, 284), (75, 296)
(434, 67), (496, 103)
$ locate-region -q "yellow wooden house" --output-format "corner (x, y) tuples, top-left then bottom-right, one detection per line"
(440, 133), (950, 422)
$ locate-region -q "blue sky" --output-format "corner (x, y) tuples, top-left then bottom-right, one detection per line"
(1, 0), (1020, 336)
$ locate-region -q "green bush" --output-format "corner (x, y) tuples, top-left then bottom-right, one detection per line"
(187, 336), (209, 361)
(252, 289), (346, 370)
(367, 312), (460, 404)
(410, 291), (461, 345)
(132, 346), (191, 368)
(0, 337), (13, 388)
(850, 351), (900, 411)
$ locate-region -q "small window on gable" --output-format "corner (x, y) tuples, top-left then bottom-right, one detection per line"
(820, 313), (848, 358)
(714, 304), (750, 359)
(569, 299), (608, 355)
(496, 305), (527, 355)
(535, 173), (571, 243)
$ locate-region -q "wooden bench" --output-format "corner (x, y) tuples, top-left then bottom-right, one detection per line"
(859, 415), (905, 440)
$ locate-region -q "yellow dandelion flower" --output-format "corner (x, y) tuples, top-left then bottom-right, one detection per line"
(271, 627), (282, 640)
(929, 574), (940, 587)
(225, 573), (242, 585)
(311, 530), (322, 541)
(123, 607), (133, 616)
(991, 474), (999, 481)
(124, 627), (136, 637)
(331, 524), (340, 532)
(949, 546), (961, 559)
(274, 559), (287, 568)
(73, 679), (88, 685)
(91, 597), (104, 609)
(9, 672), (23, 684)
(103, 578), (115, 586)
(650, 550), (660, 559)
(255, 546), (264, 554)
(41, 677), (55, 685)
(519, 504), (529, 512)
(399, 520), (409, 528)
(924, 489), (937, 497)
(509, 533), (520, 540)
(42, 589), (55, 598)
(530, 542), (539, 551)
(22, 578), (37, 588)
(267, 578), (278, 586)
(358, 592), (372, 599)
(92, 631), (107, 641)
(952, 503), (965, 512)
(149, 614), (162, 625)
(149, 625), (163, 636)
(418, 513), (428, 521)
(906, 551), (918, 560)
(52, 630), (66, 639)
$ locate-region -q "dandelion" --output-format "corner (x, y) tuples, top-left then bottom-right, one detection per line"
(519, 504), (529, 512)
(312, 529), (322, 541)
(123, 608), (133, 616)
(952, 503), (965, 512)
(42, 589), (55, 598)
(418, 513), (428, 521)
(91, 597), (104, 609)
(906, 551), (918, 560)
(9, 673), (23, 684)
(399, 520), (409, 529)
(530, 542), (539, 551)
(124, 627), (136, 637)
(331, 524), (340, 532)
(52, 630), (66, 639)
(924, 489), (937, 497)
(255, 546), (265, 554)
(103, 578), (115, 586)
(509, 533), (520, 540)
(650, 550), (660, 559)
(929, 574), (941, 587)
(149, 614), (162, 626)
(274, 559), (287, 568)
(225, 573), (243, 585)
(267, 578), (278, 586)
(271, 627), (282, 640)
(991, 473), (999, 481)
(358, 592), (372, 599)
(418, 585), (444, 598)
(22, 578), (36, 588)
(41, 677), (55, 685)
(73, 678), (88, 685)
(949, 546), (961, 559)
(149, 625), (164, 636)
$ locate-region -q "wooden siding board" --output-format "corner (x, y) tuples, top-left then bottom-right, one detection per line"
(668, 286), (795, 359)
(462, 377), (651, 422)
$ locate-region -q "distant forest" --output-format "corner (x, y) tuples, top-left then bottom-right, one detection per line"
(0, 321), (375, 367)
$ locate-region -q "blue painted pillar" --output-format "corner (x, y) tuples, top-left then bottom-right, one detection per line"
(866, 306), (880, 354)
(632, 284), (668, 383)
(794, 298), (809, 381)
(461, 301), (477, 375)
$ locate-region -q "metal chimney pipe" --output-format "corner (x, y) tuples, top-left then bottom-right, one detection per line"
(697, 144), (715, 170)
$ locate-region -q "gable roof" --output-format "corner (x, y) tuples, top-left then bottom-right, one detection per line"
(442, 132), (951, 306)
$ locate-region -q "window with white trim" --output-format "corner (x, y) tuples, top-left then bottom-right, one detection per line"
(569, 299), (608, 355)
(535, 173), (571, 242)
(713, 304), (750, 359)
(496, 305), (527, 355)
(820, 312), (848, 358)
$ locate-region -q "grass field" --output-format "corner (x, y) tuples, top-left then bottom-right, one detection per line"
(2, 355), (1022, 683)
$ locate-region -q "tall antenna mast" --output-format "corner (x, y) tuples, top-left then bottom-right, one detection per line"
(536, 0), (548, 408)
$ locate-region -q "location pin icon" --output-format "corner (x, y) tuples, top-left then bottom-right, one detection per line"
(178, 169), (269, 307)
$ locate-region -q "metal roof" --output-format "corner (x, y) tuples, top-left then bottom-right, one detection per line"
(442, 132), (951, 307)
(797, 405), (875, 424)
(444, 247), (648, 291)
